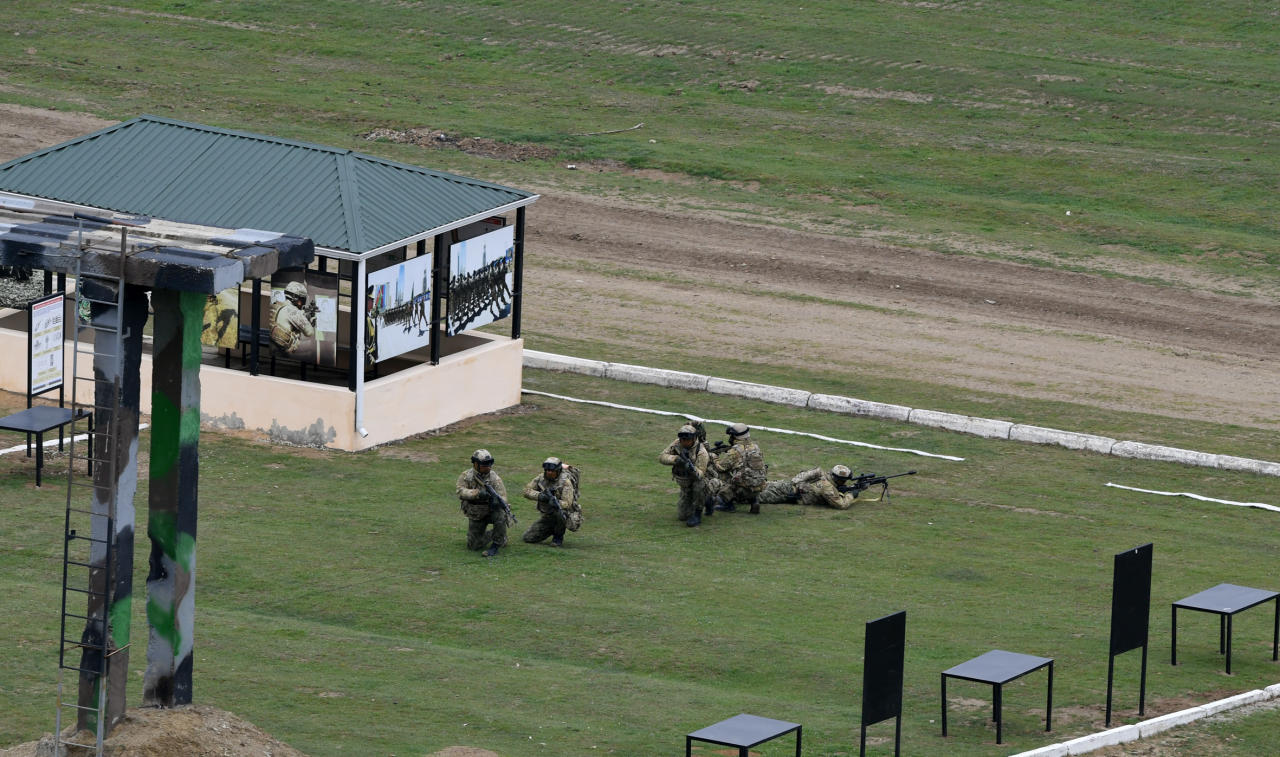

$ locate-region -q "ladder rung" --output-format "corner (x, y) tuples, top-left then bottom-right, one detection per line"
(64, 559), (99, 570)
(58, 664), (108, 677)
(62, 637), (106, 651)
(58, 703), (105, 714)
(66, 506), (109, 516)
(62, 612), (94, 623)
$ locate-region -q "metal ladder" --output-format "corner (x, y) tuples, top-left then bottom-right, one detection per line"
(55, 228), (130, 756)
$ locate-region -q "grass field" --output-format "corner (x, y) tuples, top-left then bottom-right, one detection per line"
(1, 2), (1278, 754)
(2, 369), (1279, 755)
(2, 1), (1277, 291)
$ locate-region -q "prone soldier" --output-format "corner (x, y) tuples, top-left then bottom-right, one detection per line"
(522, 456), (580, 547)
(757, 464), (866, 510)
(659, 424), (711, 527)
(705, 422), (767, 514)
(456, 449), (511, 557)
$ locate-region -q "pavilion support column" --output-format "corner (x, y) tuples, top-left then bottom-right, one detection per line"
(143, 289), (203, 706)
(77, 283), (148, 733)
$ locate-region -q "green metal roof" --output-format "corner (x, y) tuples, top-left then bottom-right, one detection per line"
(0, 115), (536, 255)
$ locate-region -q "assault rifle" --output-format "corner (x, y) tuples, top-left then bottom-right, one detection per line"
(838, 470), (917, 499)
(706, 441), (732, 456)
(543, 488), (568, 527)
(483, 481), (517, 525)
(675, 445), (704, 480)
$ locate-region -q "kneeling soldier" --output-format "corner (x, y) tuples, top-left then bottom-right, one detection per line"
(659, 424), (710, 527)
(522, 456), (578, 547)
(457, 449), (511, 557)
(706, 422), (767, 514)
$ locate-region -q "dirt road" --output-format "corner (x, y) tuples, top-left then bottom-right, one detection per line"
(3, 104), (1276, 430)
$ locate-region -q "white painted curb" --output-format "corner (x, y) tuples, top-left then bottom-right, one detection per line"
(807, 392), (912, 422)
(1009, 424), (1117, 455)
(521, 349), (608, 377)
(1062, 724), (1139, 753)
(521, 350), (1280, 478)
(908, 408), (1014, 440)
(706, 377), (810, 407)
(1110, 441), (1219, 468)
(603, 362), (709, 391)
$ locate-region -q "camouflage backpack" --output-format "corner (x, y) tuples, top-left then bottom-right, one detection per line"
(732, 442), (768, 492)
(563, 464), (583, 531)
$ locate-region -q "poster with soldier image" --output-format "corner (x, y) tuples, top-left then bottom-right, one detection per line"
(269, 268), (339, 367)
(446, 223), (514, 336)
(366, 252), (433, 363)
(201, 285), (240, 349)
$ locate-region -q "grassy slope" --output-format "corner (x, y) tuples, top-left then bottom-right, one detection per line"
(3, 371), (1279, 755)
(1, 1), (1276, 289)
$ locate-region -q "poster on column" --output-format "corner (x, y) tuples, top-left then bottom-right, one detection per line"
(269, 268), (339, 367)
(446, 223), (514, 336)
(366, 252), (433, 363)
(200, 285), (240, 349)
(29, 293), (65, 394)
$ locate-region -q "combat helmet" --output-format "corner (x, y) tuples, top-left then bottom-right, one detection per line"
(677, 424), (697, 439)
(831, 464), (852, 481)
(471, 449), (494, 465)
(283, 281), (308, 304)
(542, 456), (562, 473)
(726, 422), (749, 437)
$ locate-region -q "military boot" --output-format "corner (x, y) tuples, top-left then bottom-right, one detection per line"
(483, 543), (500, 557)
(551, 535), (564, 547)
(749, 497), (761, 515)
(686, 512), (701, 527)
(703, 495), (715, 517)
(713, 495), (736, 512)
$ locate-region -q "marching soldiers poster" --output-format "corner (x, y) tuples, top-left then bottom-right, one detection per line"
(366, 252), (433, 363)
(446, 223), (514, 336)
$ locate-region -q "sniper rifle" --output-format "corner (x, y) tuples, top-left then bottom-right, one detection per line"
(838, 470), (917, 499)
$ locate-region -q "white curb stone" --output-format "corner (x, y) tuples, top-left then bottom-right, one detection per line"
(1061, 724), (1140, 754)
(522, 349), (608, 377)
(705, 377), (811, 407)
(1009, 424), (1116, 454)
(1007, 743), (1068, 757)
(1215, 454), (1280, 477)
(1199, 689), (1268, 716)
(1136, 706), (1208, 738)
(1110, 441), (1218, 468)
(907, 408), (1013, 439)
(1266, 683), (1280, 697)
(603, 362), (709, 391)
(807, 393), (912, 422)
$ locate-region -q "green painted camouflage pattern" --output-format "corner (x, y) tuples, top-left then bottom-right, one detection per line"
(143, 290), (203, 706)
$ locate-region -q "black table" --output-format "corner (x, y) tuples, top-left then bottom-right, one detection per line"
(941, 649), (1053, 745)
(686, 713), (801, 757)
(1171, 583), (1280, 674)
(0, 406), (90, 487)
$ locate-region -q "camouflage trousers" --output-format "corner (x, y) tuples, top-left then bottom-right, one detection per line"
(757, 480), (800, 505)
(466, 509), (509, 551)
(706, 477), (762, 506)
(675, 479), (707, 521)
(522, 512), (567, 544)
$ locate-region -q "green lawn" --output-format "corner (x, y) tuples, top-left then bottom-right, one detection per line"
(2, 369), (1278, 755)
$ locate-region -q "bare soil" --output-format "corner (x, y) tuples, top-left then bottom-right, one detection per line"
(1, 103), (1275, 754)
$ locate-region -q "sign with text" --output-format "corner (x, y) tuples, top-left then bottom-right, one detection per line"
(30, 293), (65, 394)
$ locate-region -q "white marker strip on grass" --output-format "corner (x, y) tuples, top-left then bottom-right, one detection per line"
(0, 424), (149, 456)
(1105, 482), (1279, 513)
(522, 389), (964, 461)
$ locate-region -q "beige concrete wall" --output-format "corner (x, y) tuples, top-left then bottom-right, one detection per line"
(0, 309), (523, 451)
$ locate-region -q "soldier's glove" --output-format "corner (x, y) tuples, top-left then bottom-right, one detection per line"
(674, 460), (691, 476)
(538, 490), (552, 504)
(477, 490), (491, 504)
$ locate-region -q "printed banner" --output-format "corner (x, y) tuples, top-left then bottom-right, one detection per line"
(200, 285), (240, 349)
(446, 224), (514, 336)
(366, 252), (433, 363)
(269, 269), (339, 367)
(30, 293), (65, 394)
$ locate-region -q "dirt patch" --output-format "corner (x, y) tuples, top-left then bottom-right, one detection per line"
(360, 126), (559, 162)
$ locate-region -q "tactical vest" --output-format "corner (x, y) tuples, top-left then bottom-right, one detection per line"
(732, 442), (767, 491)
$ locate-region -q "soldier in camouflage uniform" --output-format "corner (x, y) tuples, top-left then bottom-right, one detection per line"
(706, 423), (768, 514)
(269, 280), (316, 355)
(659, 424), (711, 527)
(522, 456), (578, 547)
(757, 464), (867, 510)
(457, 449), (511, 557)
